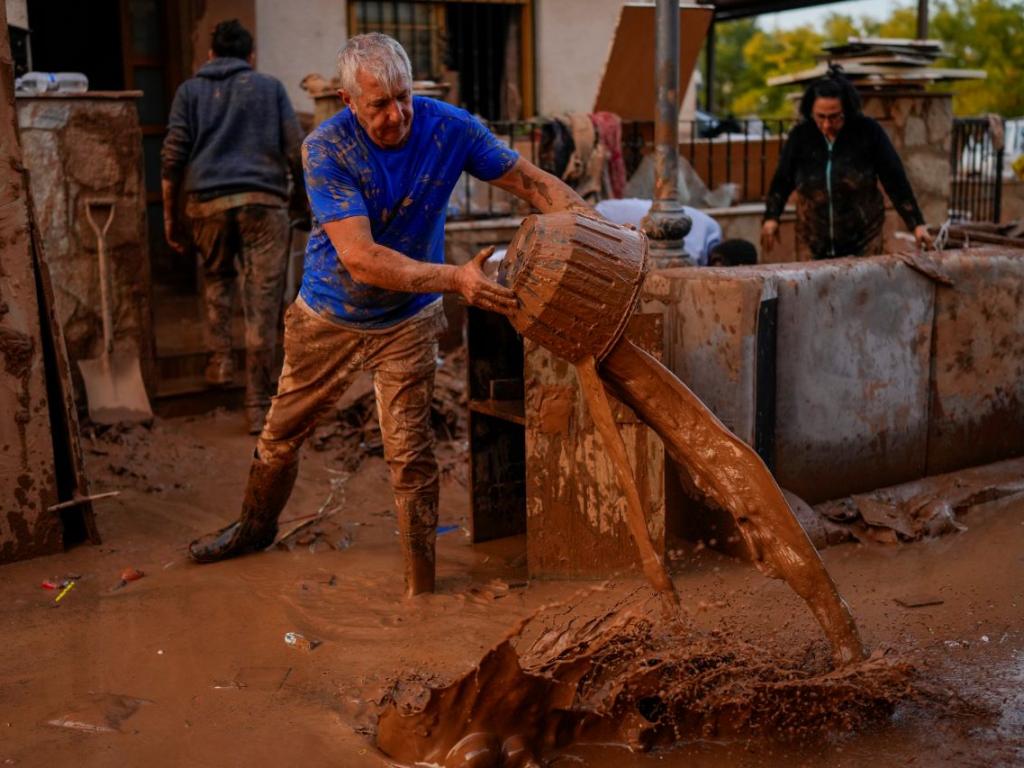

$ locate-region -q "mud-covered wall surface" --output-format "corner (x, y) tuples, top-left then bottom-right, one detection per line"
(647, 268), (769, 445)
(524, 316), (665, 578)
(1, 39), (61, 562)
(926, 250), (1024, 473)
(650, 246), (1024, 507)
(17, 95), (154, 405)
(707, 204), (907, 265)
(770, 259), (935, 502)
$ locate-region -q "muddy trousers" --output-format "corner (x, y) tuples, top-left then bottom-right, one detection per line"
(190, 205), (290, 423)
(258, 299), (445, 594)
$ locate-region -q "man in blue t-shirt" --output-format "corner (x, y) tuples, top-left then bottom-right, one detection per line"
(189, 33), (593, 596)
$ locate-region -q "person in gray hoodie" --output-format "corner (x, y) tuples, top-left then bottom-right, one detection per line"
(161, 19), (304, 434)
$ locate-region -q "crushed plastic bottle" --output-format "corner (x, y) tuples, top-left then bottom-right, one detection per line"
(283, 631), (321, 652)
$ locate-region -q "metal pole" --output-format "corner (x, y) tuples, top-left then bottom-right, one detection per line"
(916, 0), (929, 39)
(705, 22), (716, 114)
(641, 0), (692, 268)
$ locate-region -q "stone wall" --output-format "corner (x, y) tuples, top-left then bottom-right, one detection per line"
(17, 94), (154, 405)
(860, 91), (953, 229)
(1002, 178), (1024, 222)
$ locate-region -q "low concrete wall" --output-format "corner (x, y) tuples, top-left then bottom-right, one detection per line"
(770, 259), (934, 501)
(709, 203), (912, 264)
(648, 246), (1024, 506)
(927, 251), (1024, 473)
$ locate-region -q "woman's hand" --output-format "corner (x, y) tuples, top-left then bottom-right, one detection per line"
(913, 224), (933, 250)
(760, 219), (780, 255)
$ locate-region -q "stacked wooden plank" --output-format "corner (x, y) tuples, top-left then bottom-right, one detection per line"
(767, 37), (986, 88)
(942, 219), (1024, 248)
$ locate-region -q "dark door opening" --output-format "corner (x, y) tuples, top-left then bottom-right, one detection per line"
(445, 3), (516, 121)
(26, 0), (125, 89)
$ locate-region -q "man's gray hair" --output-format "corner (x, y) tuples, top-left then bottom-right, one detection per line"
(337, 33), (412, 96)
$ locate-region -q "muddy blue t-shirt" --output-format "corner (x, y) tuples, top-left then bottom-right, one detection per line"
(299, 96), (519, 328)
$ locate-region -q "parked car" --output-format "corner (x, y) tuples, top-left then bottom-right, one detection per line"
(694, 110), (770, 139)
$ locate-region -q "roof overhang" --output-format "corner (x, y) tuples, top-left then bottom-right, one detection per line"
(698, 0), (858, 22)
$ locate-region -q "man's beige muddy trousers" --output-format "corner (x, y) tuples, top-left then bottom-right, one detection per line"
(189, 202), (290, 433)
(189, 299), (446, 595)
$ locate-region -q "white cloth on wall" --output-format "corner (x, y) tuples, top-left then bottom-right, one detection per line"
(595, 198), (722, 266)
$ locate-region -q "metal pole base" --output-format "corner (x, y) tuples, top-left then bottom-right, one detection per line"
(641, 203), (694, 269)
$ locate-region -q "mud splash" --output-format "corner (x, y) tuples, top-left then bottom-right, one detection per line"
(501, 212), (863, 666)
(376, 590), (915, 766)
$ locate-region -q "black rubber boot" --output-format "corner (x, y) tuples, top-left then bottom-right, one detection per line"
(189, 455), (299, 564)
(395, 495), (439, 596)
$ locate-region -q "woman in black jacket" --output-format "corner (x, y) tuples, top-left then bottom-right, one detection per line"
(761, 68), (933, 259)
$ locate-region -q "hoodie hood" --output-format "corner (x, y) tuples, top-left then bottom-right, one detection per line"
(196, 57), (251, 80)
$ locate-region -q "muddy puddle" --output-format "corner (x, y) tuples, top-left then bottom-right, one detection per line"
(0, 411), (1021, 767)
(375, 588), (928, 767)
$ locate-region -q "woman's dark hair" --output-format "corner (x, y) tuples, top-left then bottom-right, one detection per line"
(798, 65), (861, 121)
(211, 19), (253, 60)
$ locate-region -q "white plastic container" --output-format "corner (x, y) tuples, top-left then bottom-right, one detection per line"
(54, 72), (89, 93)
(15, 71), (89, 95)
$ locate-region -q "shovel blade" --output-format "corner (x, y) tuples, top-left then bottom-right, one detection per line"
(78, 352), (153, 424)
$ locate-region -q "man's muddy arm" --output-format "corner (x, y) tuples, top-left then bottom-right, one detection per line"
(160, 178), (186, 253)
(160, 86), (192, 254)
(490, 157), (594, 215)
(324, 216), (517, 314)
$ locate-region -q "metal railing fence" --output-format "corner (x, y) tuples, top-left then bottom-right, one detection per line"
(448, 117), (795, 220)
(949, 117), (1005, 224)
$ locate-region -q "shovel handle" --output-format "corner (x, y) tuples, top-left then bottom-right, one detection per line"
(86, 201), (116, 356)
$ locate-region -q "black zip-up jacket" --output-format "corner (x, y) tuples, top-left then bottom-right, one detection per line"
(764, 114), (925, 259)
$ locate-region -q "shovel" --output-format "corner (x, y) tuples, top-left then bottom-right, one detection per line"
(77, 198), (153, 424)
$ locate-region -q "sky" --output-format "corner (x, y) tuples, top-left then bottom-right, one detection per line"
(762, 0), (905, 29)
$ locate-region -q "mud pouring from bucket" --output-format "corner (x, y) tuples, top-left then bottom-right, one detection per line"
(499, 211), (865, 667)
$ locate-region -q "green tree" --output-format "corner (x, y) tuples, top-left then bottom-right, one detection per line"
(706, 0), (1024, 118)
(932, 0), (1024, 116)
(702, 19), (759, 115)
(875, 6), (918, 38)
(708, 23), (824, 118)
(822, 13), (861, 46)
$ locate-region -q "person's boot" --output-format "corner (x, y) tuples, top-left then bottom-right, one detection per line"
(244, 348), (275, 435)
(395, 495), (438, 596)
(189, 454), (298, 563)
(205, 352), (235, 387)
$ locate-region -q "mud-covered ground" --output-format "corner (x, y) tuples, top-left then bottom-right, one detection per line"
(0, 399), (1021, 767)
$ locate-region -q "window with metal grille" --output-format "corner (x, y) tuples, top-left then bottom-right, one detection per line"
(349, 0), (532, 121)
(352, 1), (443, 80)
